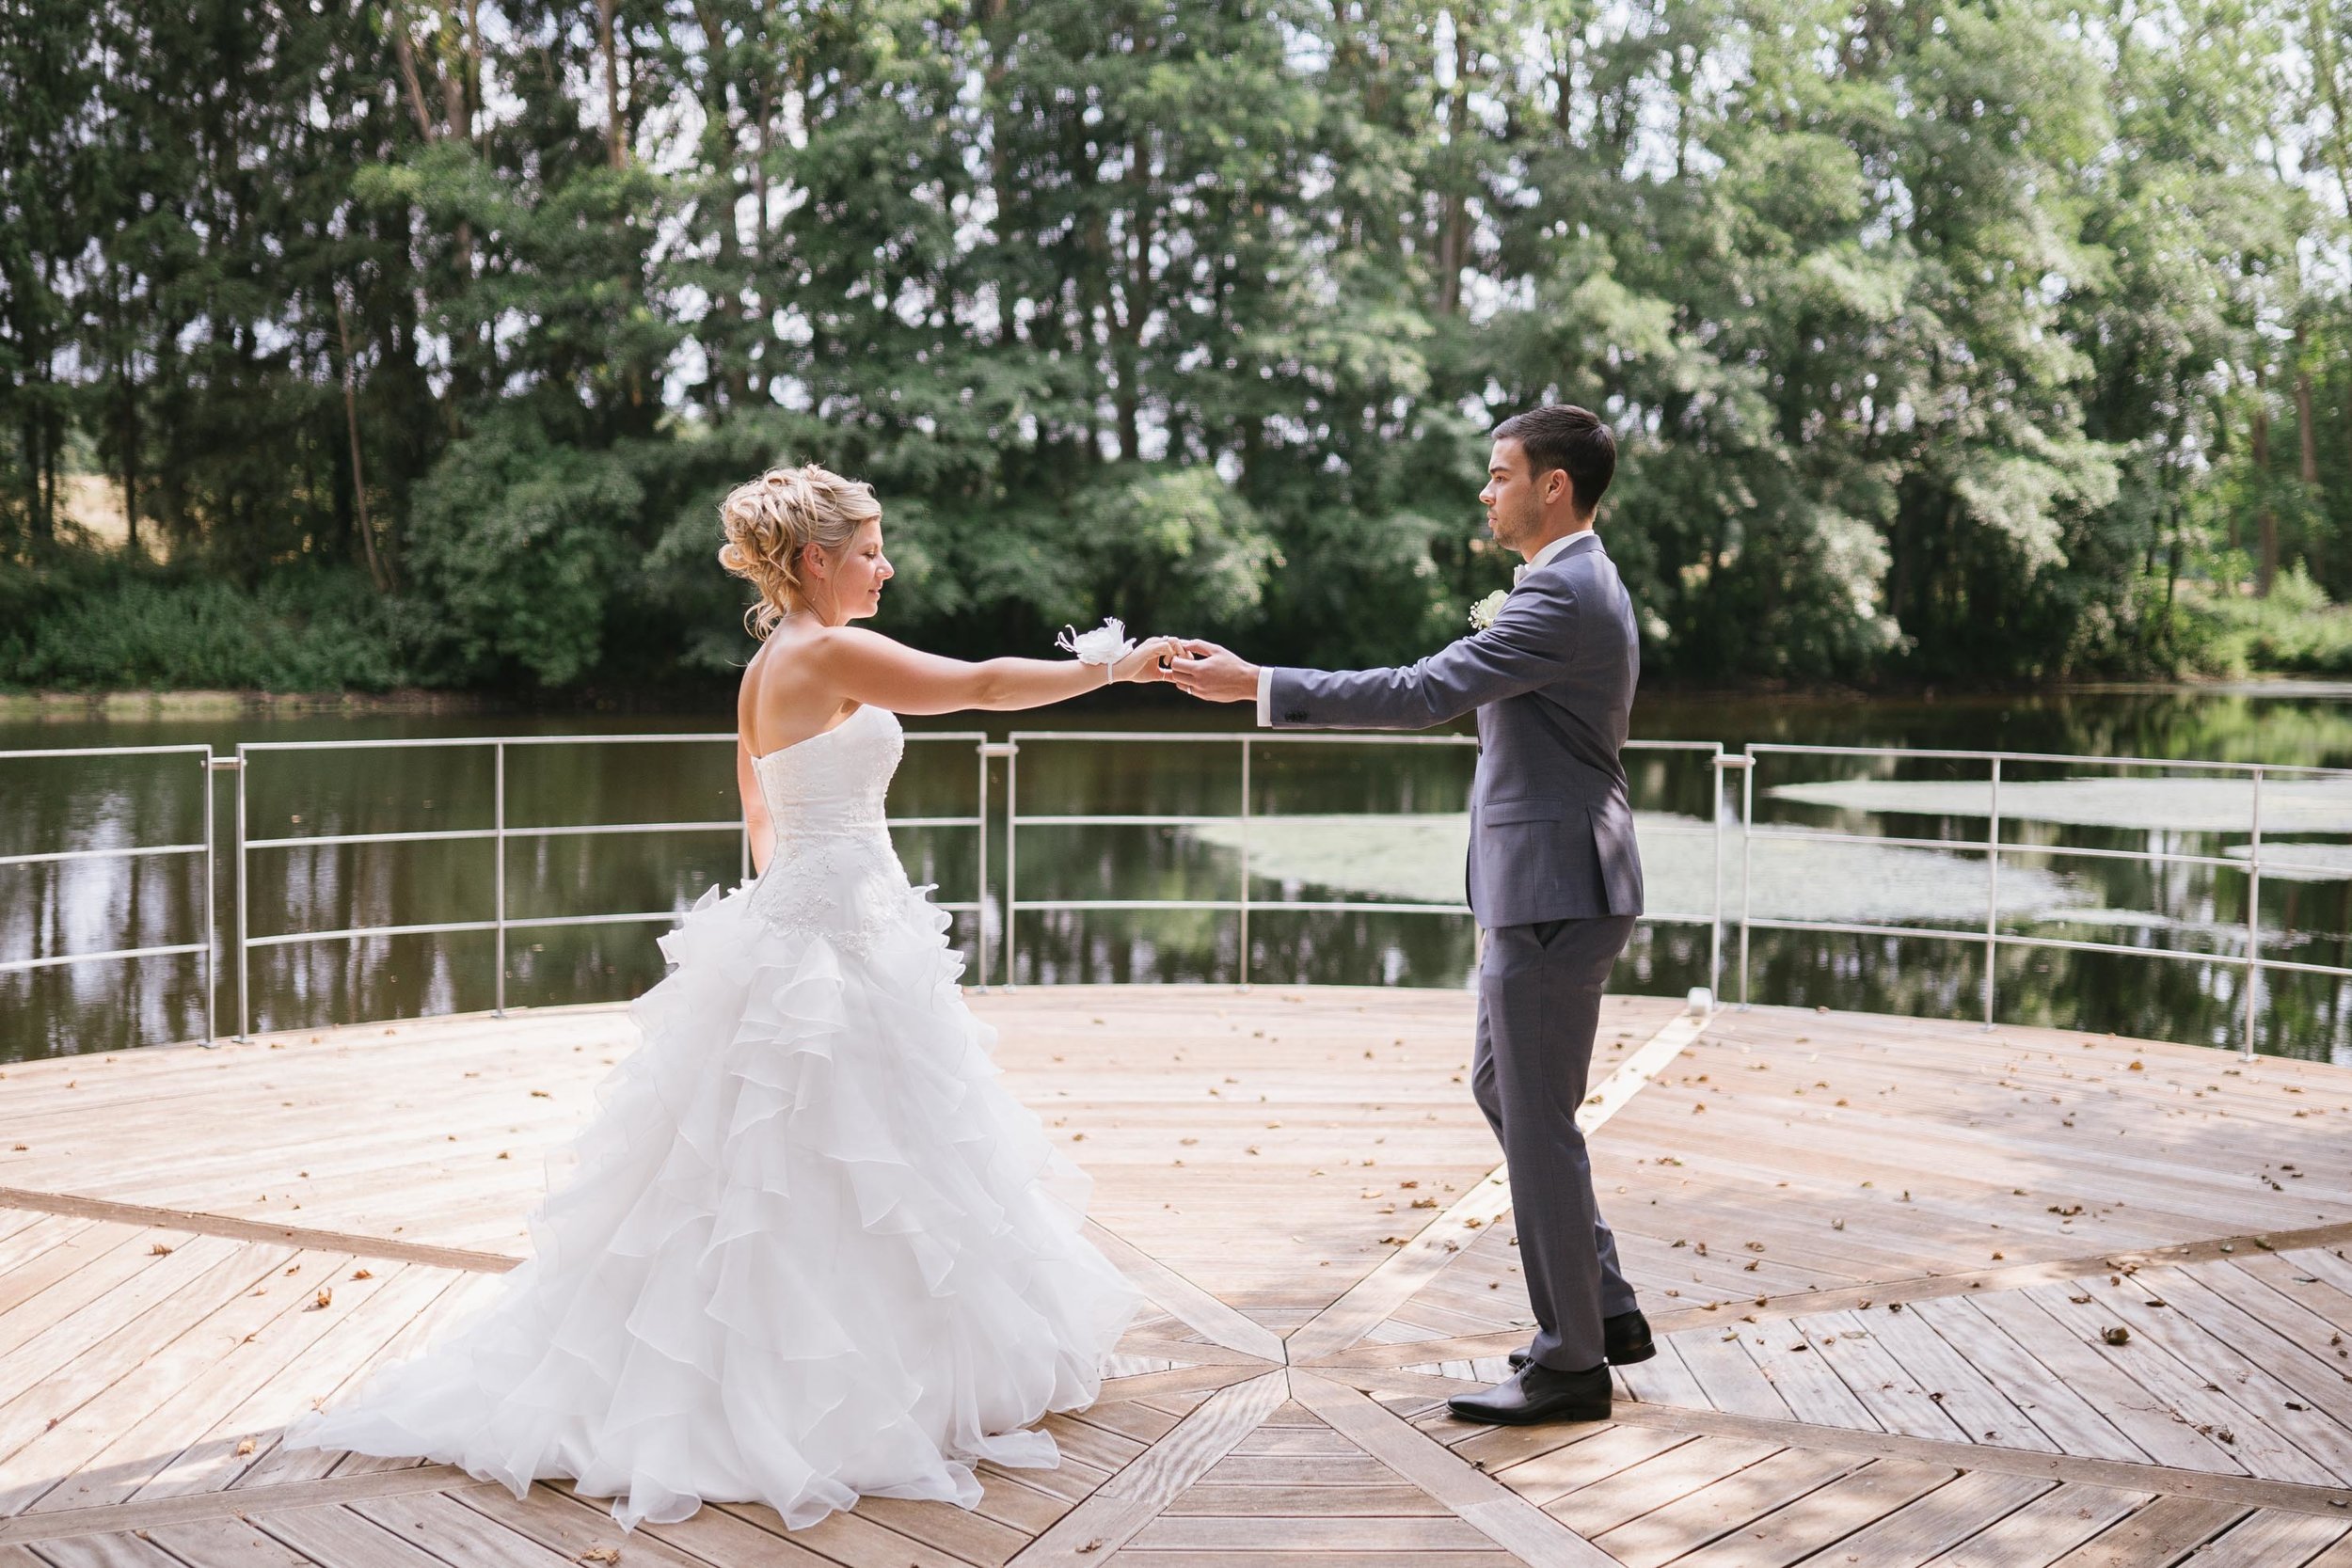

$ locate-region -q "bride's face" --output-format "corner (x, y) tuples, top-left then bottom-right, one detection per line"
(807, 518), (893, 622)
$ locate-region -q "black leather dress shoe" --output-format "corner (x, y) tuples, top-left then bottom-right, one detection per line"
(1447, 1362), (1612, 1426)
(1510, 1308), (1655, 1371)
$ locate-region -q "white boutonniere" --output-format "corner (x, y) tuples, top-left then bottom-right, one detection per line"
(1468, 590), (1509, 632)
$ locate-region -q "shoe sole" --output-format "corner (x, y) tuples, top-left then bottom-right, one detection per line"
(1507, 1342), (1658, 1370)
(1445, 1401), (1613, 1426)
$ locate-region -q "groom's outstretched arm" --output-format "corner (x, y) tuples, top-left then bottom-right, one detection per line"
(1176, 577), (1578, 731)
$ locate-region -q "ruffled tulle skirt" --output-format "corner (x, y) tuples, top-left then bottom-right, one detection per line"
(283, 879), (1140, 1529)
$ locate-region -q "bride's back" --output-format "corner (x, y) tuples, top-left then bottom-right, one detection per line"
(739, 628), (864, 759)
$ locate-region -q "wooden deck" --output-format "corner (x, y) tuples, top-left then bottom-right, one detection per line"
(2, 986), (2351, 1566)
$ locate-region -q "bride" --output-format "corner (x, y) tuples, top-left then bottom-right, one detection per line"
(285, 463), (1179, 1530)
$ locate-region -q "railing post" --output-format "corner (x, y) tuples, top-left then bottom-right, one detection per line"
(1739, 751), (1755, 1008)
(1002, 740), (1021, 989)
(201, 751), (217, 1046)
(975, 738), (991, 991)
(2246, 767), (2264, 1060)
(1708, 750), (1727, 1015)
(1984, 756), (2001, 1031)
(1238, 736), (1252, 990)
(233, 745), (250, 1041)
(493, 741), (507, 1018)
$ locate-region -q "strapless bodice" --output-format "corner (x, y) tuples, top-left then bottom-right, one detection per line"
(751, 703), (903, 836)
(744, 705), (916, 952)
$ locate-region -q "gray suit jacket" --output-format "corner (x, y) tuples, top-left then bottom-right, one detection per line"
(1266, 531), (1644, 927)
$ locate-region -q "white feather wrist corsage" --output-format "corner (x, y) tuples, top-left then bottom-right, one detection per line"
(1056, 617), (1136, 682)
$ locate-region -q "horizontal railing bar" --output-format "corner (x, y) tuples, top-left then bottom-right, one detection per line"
(1735, 914), (2328, 973)
(1995, 930), (2267, 966)
(247, 829), (496, 849)
(248, 816), (979, 851)
(2256, 955), (2352, 979)
(0, 745), (214, 763)
(1014, 815), (1237, 829)
(238, 730), (991, 755)
(1747, 742), (2352, 779)
(246, 920), (501, 948)
(0, 843), (205, 869)
(0, 942), (206, 974)
(502, 821), (740, 840)
(1752, 824), (2251, 872)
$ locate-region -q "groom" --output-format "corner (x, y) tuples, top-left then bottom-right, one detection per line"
(1171, 404), (1649, 1425)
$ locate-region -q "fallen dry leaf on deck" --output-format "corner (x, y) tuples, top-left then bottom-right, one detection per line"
(351, 1268), (373, 1280)
(312, 1288), (333, 1309)
(234, 1439), (256, 1456)
(150, 1243), (173, 1256)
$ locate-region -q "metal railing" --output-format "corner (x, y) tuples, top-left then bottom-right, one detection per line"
(230, 731), (989, 1040)
(1736, 745), (2352, 1057)
(8, 732), (2350, 1057)
(0, 744), (222, 1039)
(996, 732), (1728, 994)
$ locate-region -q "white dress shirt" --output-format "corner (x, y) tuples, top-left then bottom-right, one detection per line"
(1257, 529), (1589, 725)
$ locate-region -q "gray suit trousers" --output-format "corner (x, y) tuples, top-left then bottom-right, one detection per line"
(1471, 914), (1640, 1371)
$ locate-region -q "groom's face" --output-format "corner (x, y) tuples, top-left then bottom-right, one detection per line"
(1480, 437), (1552, 554)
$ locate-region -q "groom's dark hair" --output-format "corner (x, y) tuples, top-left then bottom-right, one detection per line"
(1493, 404), (1615, 518)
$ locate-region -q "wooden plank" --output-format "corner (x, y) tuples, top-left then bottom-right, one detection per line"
(134, 1264), (461, 1500)
(1543, 1436), (1784, 1539)
(1962, 1288), (2244, 1474)
(1489, 1426), (1697, 1509)
(19, 1534), (183, 1567)
(34, 1255), (404, 1513)
(474, 1480), (881, 1566)
(1922, 1481), (2151, 1568)
(1784, 1470), (2054, 1568)
(252, 1502), (458, 1567)
(1161, 1482), (1449, 1515)
(1903, 1298), (2146, 1463)
(1126, 1513), (1492, 1549)
(2042, 1495), (2249, 1567)
(1080, 1222), (1283, 1363)
(2022, 1280), (2336, 1485)
(1586, 1446), (1858, 1568)
(140, 1514), (335, 1567)
(1200, 1454), (1406, 1487)
(1734, 1319), (1885, 1433)
(1840, 1302), (2059, 1452)
(1674, 1327), (1799, 1422)
(1668, 1458), (1956, 1568)
(1286, 1370), (1620, 1566)
(348, 1488), (580, 1567)
(2186, 1511), (2352, 1567)
(1009, 1370), (1287, 1567)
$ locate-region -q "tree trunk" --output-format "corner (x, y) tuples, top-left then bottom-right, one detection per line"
(335, 290), (391, 593)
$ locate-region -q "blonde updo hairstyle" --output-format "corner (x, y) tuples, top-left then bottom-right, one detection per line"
(717, 463), (884, 637)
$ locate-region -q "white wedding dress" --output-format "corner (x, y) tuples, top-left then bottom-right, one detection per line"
(284, 702), (1140, 1528)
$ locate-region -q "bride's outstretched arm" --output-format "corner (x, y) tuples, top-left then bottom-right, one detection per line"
(807, 627), (1179, 714)
(735, 736), (777, 875)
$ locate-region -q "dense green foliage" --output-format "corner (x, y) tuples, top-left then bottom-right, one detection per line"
(4, 0), (2350, 691)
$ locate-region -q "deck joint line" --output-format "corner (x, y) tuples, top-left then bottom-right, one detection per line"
(1285, 1006), (1712, 1363)
(0, 1186), (520, 1275)
(0, 1465), (478, 1545)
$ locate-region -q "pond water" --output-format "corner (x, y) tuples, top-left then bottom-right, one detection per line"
(5, 682), (2349, 1064)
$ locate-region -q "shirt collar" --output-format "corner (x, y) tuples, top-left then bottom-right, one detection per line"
(1514, 529), (1598, 583)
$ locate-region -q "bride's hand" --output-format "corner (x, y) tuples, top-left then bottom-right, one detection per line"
(1114, 636), (1182, 685)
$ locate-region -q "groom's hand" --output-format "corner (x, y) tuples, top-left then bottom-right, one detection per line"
(1171, 639), (1261, 704)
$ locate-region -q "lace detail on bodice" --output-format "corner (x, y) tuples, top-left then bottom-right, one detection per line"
(745, 705), (916, 953)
